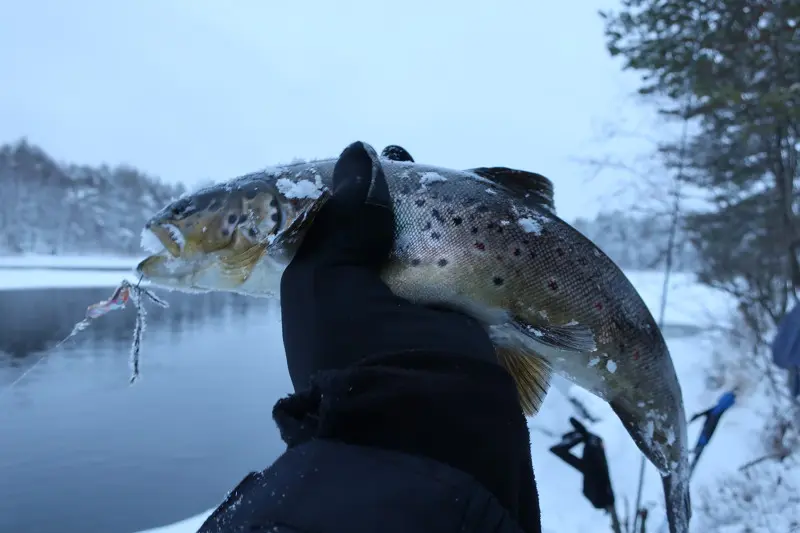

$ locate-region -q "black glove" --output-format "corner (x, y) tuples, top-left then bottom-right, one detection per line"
(279, 140), (499, 392)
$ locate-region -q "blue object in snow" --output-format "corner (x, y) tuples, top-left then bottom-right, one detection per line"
(710, 391), (736, 416)
(772, 303), (800, 397)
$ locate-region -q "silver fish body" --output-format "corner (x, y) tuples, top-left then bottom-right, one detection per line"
(137, 154), (691, 533)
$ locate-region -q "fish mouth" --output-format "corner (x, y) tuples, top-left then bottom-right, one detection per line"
(143, 223), (184, 258)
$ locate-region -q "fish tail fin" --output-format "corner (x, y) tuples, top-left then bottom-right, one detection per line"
(662, 470), (691, 533)
(495, 346), (552, 417)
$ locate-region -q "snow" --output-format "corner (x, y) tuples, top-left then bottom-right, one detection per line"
(275, 177), (324, 199)
(0, 255), (790, 532)
(518, 216), (544, 235)
(419, 171), (447, 185)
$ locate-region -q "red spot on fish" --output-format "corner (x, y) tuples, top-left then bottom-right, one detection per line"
(633, 350), (640, 361)
(548, 278), (558, 291)
(474, 242), (486, 251)
(594, 301), (603, 311)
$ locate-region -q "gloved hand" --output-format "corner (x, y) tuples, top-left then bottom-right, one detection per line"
(279, 140), (499, 392)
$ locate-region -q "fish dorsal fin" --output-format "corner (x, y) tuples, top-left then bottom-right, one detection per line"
(468, 167), (554, 211)
(381, 145), (415, 162)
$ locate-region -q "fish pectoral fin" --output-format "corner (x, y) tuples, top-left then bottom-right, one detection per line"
(220, 242), (267, 283)
(512, 318), (597, 353)
(269, 189), (332, 255)
(467, 167), (555, 212)
(496, 346), (552, 417)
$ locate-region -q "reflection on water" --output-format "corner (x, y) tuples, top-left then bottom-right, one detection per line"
(0, 287), (291, 533)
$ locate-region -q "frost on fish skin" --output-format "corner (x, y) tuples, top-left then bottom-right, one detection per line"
(140, 228), (165, 254)
(588, 356), (601, 367)
(276, 176), (324, 200)
(606, 360), (618, 373)
(419, 172), (447, 185)
(518, 216), (544, 235)
(485, 188), (497, 195)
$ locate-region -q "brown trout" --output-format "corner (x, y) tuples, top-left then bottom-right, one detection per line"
(136, 144), (691, 533)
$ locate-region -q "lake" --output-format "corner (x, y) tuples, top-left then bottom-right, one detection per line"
(0, 286), (292, 533)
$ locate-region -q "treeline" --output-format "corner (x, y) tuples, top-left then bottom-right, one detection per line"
(0, 138), (690, 270)
(0, 138), (185, 255)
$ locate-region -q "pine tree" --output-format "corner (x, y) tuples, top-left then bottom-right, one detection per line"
(601, 0), (800, 326)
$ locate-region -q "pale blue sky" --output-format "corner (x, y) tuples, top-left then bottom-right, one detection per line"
(0, 0), (650, 221)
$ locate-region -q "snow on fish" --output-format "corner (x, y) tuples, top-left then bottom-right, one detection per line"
(135, 143), (692, 533)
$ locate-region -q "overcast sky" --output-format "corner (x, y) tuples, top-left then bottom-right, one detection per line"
(0, 0), (652, 221)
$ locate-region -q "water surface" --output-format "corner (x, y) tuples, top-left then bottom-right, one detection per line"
(0, 286), (291, 533)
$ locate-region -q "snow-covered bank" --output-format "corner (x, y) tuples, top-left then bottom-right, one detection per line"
(0, 254), (142, 270)
(0, 269), (139, 290)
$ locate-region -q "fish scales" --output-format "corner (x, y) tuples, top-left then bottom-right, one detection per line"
(136, 152), (691, 533)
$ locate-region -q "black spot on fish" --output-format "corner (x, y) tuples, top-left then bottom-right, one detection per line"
(513, 248), (521, 256)
(415, 199), (425, 207)
(487, 222), (495, 230)
(239, 214), (248, 223)
(548, 278), (559, 291)
(497, 226), (504, 234)
(474, 242), (485, 251)
(271, 213), (280, 222)
(401, 185), (411, 194)
(437, 258), (448, 267)
(556, 247), (565, 257)
(222, 229), (229, 237)
(477, 204), (489, 213)
(522, 239), (529, 245)
(493, 276), (504, 286)
(411, 258), (421, 266)
(431, 232), (441, 240)
(248, 228), (257, 237)
(270, 198), (278, 207)
(432, 209), (444, 223)
(471, 227), (479, 235)
(245, 189), (258, 200)
(578, 257), (588, 266)
(227, 214), (238, 225)
(495, 254), (503, 261)
(442, 195), (453, 203)
(423, 221), (432, 231)
(431, 192), (439, 200)
(453, 216), (463, 225)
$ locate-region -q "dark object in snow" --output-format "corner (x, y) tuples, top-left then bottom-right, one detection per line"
(549, 417), (615, 510)
(688, 390), (736, 475)
(198, 142), (540, 533)
(772, 303), (800, 398)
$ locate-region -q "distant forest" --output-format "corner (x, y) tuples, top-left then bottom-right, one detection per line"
(0, 138), (698, 271)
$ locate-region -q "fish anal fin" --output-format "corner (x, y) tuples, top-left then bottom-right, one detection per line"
(468, 167), (555, 212)
(496, 346), (552, 417)
(512, 318), (597, 353)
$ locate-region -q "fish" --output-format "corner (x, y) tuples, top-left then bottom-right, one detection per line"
(136, 143), (691, 533)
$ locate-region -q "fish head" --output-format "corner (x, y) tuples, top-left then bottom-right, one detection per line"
(136, 175), (329, 294)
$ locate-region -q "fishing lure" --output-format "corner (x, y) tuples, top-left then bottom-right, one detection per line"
(58, 278), (169, 382)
